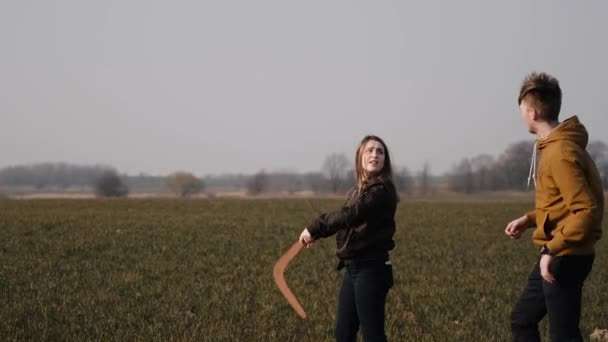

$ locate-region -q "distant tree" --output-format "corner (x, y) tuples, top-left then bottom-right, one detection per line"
(449, 158), (474, 193)
(247, 170), (268, 195)
(588, 140), (608, 189)
(587, 141), (607, 162)
(260, 171), (304, 194)
(393, 166), (414, 195)
(0, 163), (110, 188)
(418, 162), (432, 195)
(493, 140), (535, 190)
(304, 172), (325, 194)
(470, 154), (495, 191)
(342, 168), (356, 193)
(164, 171), (204, 197)
(322, 153), (350, 193)
(283, 173), (303, 194)
(95, 170), (128, 197)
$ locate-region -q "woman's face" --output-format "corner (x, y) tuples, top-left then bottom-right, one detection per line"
(361, 139), (385, 176)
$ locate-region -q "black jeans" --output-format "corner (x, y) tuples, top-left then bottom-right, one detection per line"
(511, 255), (594, 342)
(336, 257), (393, 342)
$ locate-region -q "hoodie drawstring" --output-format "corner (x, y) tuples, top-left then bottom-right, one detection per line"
(527, 142), (538, 190)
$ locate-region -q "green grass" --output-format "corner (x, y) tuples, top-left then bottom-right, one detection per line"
(0, 199), (606, 341)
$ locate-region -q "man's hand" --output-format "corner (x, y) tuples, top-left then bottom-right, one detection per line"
(505, 215), (531, 239)
(539, 254), (555, 283)
(299, 228), (315, 248)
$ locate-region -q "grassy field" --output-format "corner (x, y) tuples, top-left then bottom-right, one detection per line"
(1, 198), (606, 341)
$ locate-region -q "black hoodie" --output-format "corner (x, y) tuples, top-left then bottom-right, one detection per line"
(307, 176), (397, 260)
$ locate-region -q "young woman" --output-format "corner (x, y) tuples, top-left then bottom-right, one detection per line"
(299, 135), (398, 342)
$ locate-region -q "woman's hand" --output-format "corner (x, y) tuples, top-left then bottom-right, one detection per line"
(299, 228), (315, 248)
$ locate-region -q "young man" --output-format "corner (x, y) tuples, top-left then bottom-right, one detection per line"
(504, 72), (604, 341)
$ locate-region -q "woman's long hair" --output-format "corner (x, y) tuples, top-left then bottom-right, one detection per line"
(353, 135), (393, 195)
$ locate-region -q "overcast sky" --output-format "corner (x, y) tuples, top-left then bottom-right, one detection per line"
(1, 0), (607, 176)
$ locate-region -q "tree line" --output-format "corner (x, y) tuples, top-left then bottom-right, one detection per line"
(447, 140), (608, 193)
(1, 140), (606, 197)
(0, 164), (204, 198)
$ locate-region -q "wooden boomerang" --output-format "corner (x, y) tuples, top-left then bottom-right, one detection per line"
(273, 241), (307, 319)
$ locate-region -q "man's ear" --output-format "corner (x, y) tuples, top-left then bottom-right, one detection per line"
(529, 106), (540, 121)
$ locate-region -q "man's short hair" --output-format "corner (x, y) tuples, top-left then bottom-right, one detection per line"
(518, 72), (562, 121)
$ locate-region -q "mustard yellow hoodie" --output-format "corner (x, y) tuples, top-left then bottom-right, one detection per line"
(525, 116), (604, 256)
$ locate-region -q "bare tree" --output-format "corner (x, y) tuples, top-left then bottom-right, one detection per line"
(587, 141), (608, 162)
(247, 170), (268, 195)
(343, 168), (356, 193)
(304, 172), (325, 194)
(394, 166), (414, 195)
(449, 158), (474, 193)
(322, 153), (350, 193)
(588, 141), (608, 189)
(418, 162), (432, 195)
(470, 154), (495, 191)
(448, 154), (495, 193)
(283, 173), (302, 194)
(164, 171), (204, 197)
(494, 140), (535, 190)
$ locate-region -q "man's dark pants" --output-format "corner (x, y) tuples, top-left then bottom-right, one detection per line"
(511, 255), (594, 342)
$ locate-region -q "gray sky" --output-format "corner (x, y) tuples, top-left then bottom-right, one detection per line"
(2, 0), (607, 176)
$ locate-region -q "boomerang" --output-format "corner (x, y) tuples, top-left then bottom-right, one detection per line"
(273, 241), (307, 319)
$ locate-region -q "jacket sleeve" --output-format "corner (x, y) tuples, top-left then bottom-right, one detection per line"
(546, 149), (600, 254)
(307, 183), (391, 239)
